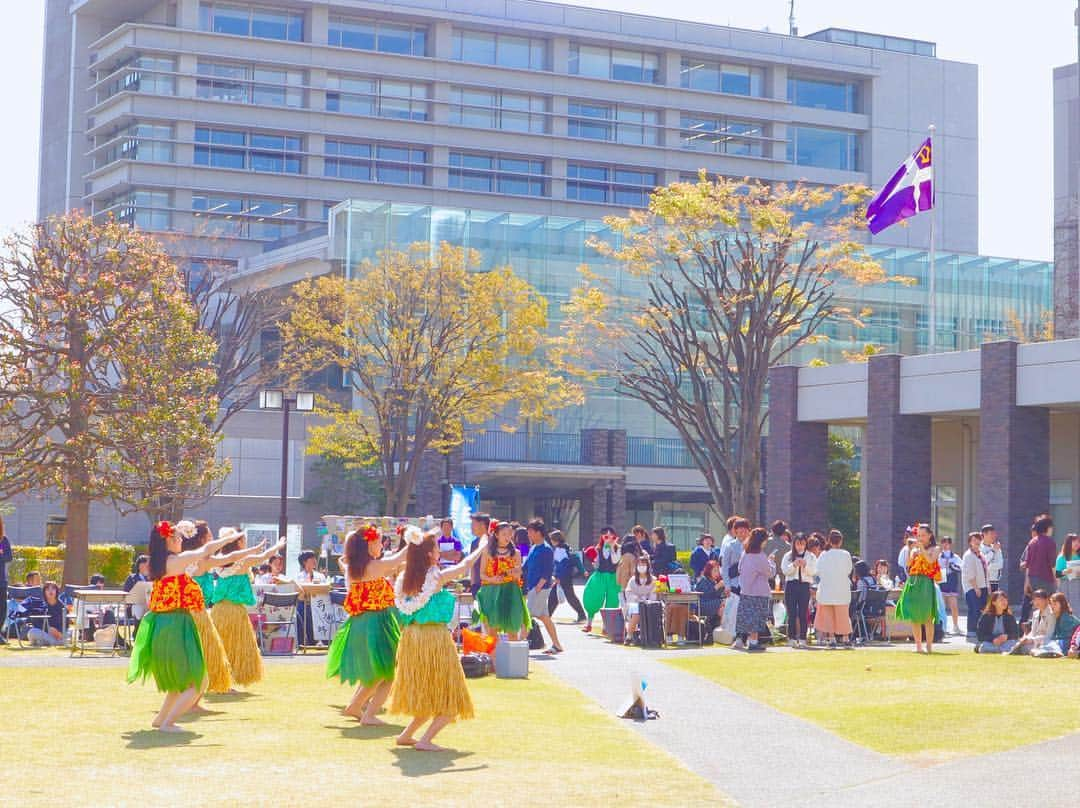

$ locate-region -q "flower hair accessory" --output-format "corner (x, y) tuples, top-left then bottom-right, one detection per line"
(489, 519), (500, 535)
(402, 525), (425, 546)
(156, 521), (173, 540)
(395, 523), (407, 537)
(363, 525), (380, 545)
(174, 520), (197, 540)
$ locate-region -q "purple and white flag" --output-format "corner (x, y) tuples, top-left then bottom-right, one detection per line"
(865, 138), (933, 234)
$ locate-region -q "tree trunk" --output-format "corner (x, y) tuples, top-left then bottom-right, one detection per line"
(64, 486), (91, 585)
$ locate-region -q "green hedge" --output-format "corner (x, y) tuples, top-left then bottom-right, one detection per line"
(9, 544), (143, 587)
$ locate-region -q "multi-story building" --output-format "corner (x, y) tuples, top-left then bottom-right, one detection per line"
(28, 0), (1048, 549)
(1055, 61), (1079, 337)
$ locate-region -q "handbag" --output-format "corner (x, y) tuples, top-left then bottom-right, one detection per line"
(527, 619), (545, 650)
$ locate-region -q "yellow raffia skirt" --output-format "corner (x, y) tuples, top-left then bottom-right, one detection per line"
(212, 600), (263, 686)
(390, 624), (474, 721)
(191, 609), (232, 693)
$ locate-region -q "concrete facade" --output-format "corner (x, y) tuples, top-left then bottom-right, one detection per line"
(1055, 63), (1080, 338)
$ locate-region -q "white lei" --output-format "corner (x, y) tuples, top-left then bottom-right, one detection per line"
(395, 565), (441, 615)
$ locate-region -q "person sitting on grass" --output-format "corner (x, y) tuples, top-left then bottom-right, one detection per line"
(623, 554), (657, 645)
(1011, 589), (1056, 655)
(975, 591), (1019, 653)
(694, 560), (725, 628)
(26, 581), (66, 646)
(1046, 592), (1080, 656)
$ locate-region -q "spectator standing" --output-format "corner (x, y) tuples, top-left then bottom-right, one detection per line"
(547, 530), (586, 622)
(523, 518), (562, 654)
(650, 527), (676, 576)
(961, 532), (990, 642)
(722, 517), (750, 595)
(124, 555), (150, 592)
(764, 520), (791, 588)
(815, 530), (854, 649)
(689, 533), (717, 579)
(437, 518), (463, 566)
(975, 591), (1019, 654)
(615, 536), (639, 594)
(781, 533), (816, 647)
(632, 525), (653, 558)
(623, 554), (657, 645)
(938, 537), (963, 635)
(896, 531), (916, 584)
(581, 528), (622, 633)
(467, 514), (492, 595)
(735, 528), (773, 652)
(1055, 533), (1080, 607)
(1024, 514), (1058, 594)
(0, 515), (12, 644)
(980, 524), (1004, 591)
(295, 549), (328, 647)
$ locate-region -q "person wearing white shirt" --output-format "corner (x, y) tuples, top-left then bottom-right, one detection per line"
(814, 530), (854, 649)
(897, 534), (915, 583)
(961, 532), (990, 640)
(295, 550), (328, 646)
(980, 524), (1004, 591)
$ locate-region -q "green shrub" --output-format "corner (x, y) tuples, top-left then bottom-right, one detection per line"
(10, 544), (141, 587)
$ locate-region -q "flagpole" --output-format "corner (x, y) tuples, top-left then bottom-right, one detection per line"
(927, 123), (937, 354)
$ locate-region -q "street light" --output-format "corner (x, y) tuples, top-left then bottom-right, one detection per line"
(259, 389), (316, 541)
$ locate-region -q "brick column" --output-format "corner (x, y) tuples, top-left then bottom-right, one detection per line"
(978, 340), (1050, 595)
(414, 445), (464, 518)
(766, 366), (828, 533)
(578, 429), (626, 544)
(863, 354), (931, 567)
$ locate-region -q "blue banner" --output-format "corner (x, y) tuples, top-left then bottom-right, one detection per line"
(449, 485), (479, 545)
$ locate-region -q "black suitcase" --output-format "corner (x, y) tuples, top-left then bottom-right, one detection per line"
(639, 601), (665, 648)
(460, 652), (492, 678)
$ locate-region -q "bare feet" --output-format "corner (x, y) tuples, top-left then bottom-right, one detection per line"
(414, 741), (447, 752)
(157, 724), (186, 734)
(188, 705), (212, 715)
(361, 716), (388, 726)
(396, 735), (417, 746)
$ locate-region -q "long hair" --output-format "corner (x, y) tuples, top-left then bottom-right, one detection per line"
(984, 590), (1011, 616)
(185, 520), (210, 552)
(400, 536), (436, 596)
(1050, 591), (1072, 616)
(1062, 533), (1079, 562)
(344, 529), (374, 580)
(495, 524), (518, 558)
(652, 526), (667, 545)
(148, 525), (169, 581)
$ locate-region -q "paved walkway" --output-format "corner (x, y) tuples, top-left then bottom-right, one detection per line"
(538, 611), (1080, 808)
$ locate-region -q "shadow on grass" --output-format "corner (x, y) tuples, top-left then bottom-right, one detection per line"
(328, 722), (404, 740)
(390, 747), (486, 778)
(204, 691), (258, 703)
(123, 729), (219, 749)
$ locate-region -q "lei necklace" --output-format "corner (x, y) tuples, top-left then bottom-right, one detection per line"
(395, 566), (442, 615)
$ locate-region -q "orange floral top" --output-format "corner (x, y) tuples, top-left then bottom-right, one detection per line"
(908, 553), (941, 580)
(149, 575), (206, 613)
(484, 555), (520, 585)
(343, 578), (396, 616)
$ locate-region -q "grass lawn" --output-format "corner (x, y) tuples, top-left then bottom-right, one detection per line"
(668, 649), (1080, 760)
(1, 649), (723, 807)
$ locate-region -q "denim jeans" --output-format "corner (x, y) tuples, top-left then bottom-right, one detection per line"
(965, 588), (987, 637)
(978, 639), (1017, 653)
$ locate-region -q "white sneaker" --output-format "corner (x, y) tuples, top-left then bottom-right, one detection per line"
(732, 638), (746, 651)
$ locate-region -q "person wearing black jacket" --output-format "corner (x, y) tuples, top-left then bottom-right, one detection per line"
(0, 516), (12, 644)
(650, 527), (676, 576)
(975, 590), (1019, 654)
(546, 530), (586, 622)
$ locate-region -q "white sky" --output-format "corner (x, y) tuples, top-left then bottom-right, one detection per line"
(1, 0), (1076, 260)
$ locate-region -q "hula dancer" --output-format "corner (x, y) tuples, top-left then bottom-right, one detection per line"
(475, 520), (530, 639)
(391, 527), (487, 752)
(180, 520), (231, 695)
(581, 527), (622, 633)
(127, 520), (236, 732)
(327, 524), (408, 725)
(211, 528), (284, 686)
(895, 523), (942, 654)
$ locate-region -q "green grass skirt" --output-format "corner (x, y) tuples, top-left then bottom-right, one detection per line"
(894, 574), (940, 625)
(325, 608), (401, 687)
(475, 581), (531, 634)
(127, 610), (206, 693)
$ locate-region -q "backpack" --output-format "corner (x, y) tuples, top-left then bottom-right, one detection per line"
(527, 619), (545, 650)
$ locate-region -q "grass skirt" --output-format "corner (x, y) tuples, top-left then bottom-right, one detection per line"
(582, 571), (622, 620)
(212, 600), (263, 686)
(895, 574), (939, 625)
(326, 608), (401, 687)
(127, 610), (205, 693)
(390, 623), (474, 721)
(475, 582), (530, 634)
(192, 608), (232, 693)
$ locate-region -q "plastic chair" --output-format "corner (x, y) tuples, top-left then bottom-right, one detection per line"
(7, 585), (47, 648)
(259, 591), (298, 655)
(856, 588), (890, 644)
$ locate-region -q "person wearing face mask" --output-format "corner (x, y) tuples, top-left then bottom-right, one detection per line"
(623, 554), (658, 645)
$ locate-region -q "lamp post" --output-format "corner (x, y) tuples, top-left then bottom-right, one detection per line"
(259, 389), (316, 540)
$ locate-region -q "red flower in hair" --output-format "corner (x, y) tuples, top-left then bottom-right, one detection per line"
(489, 520), (500, 535)
(364, 525), (380, 544)
(156, 521), (173, 540)
(395, 523), (406, 537)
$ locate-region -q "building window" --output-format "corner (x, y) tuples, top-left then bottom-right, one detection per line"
(786, 126), (859, 170)
(452, 29), (547, 70)
(194, 127), (302, 174)
(679, 115), (765, 156)
(196, 61), (305, 108)
(449, 87), (548, 133)
(569, 43), (659, 83)
(217, 437), (305, 497)
(680, 58), (765, 97)
(328, 16), (427, 56)
(566, 164), (656, 207)
(97, 123), (174, 169)
(449, 153), (547, 197)
(97, 189), (172, 231)
(191, 194), (303, 240)
(1051, 480), (1074, 531)
(324, 141), (428, 185)
(930, 485), (957, 541)
(325, 75), (430, 121)
(568, 101), (659, 145)
(199, 3), (303, 41)
(99, 55), (176, 102)
(787, 75), (859, 112)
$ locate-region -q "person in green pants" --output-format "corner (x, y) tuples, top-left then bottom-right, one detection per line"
(582, 527), (622, 633)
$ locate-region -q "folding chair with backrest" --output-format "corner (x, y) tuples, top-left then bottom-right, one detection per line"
(65, 584), (99, 646)
(260, 591), (298, 655)
(328, 588), (347, 640)
(7, 585), (47, 648)
(857, 588), (890, 644)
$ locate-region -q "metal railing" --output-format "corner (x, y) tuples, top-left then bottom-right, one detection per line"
(464, 431), (582, 464)
(626, 436), (696, 467)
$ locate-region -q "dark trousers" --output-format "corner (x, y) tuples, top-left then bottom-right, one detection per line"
(965, 588), (987, 635)
(296, 602), (316, 646)
(0, 582), (7, 635)
(784, 581), (811, 640)
(548, 577), (586, 620)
